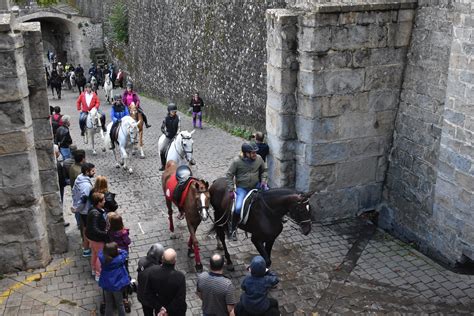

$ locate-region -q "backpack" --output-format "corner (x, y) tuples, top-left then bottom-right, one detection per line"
(51, 114), (62, 135)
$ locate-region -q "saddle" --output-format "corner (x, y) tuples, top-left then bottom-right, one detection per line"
(165, 173), (195, 208)
(233, 189), (258, 226)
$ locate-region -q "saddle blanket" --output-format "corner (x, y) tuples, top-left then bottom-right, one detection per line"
(165, 173), (193, 208)
(237, 189), (258, 226)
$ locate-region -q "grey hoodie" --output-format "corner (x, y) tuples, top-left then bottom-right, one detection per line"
(72, 173), (93, 215)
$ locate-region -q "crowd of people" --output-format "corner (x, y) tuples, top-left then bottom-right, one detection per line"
(48, 58), (277, 314)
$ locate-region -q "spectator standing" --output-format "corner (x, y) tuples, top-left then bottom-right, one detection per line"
(86, 192), (110, 281)
(254, 132), (269, 162)
(50, 105), (63, 136)
(62, 144), (78, 186)
(197, 253), (236, 316)
(98, 242), (130, 316)
(55, 115), (73, 160)
(137, 243), (165, 316)
(145, 248), (187, 316)
(69, 149), (86, 188)
(235, 256), (280, 316)
(189, 92), (205, 129)
(71, 162), (95, 257)
(91, 176), (118, 213)
(54, 145), (67, 205)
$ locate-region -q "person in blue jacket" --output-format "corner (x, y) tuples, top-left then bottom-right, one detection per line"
(109, 95), (129, 149)
(236, 256), (280, 316)
(99, 242), (130, 316)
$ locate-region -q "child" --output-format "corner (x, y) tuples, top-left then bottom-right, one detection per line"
(99, 242), (130, 316)
(236, 256), (280, 316)
(107, 212), (132, 312)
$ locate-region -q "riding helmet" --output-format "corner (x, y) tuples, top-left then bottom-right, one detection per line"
(85, 83), (92, 89)
(114, 94), (122, 101)
(176, 165), (192, 184)
(241, 142), (258, 153)
(167, 103), (178, 112)
(126, 82), (133, 89)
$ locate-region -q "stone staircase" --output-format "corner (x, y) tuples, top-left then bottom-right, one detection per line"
(90, 48), (106, 66)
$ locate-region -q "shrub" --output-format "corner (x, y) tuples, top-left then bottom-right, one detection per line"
(109, 1), (129, 44)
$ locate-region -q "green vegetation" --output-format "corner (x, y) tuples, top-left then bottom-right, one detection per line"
(13, 0), (58, 6)
(109, 1), (129, 44)
(59, 299), (78, 306)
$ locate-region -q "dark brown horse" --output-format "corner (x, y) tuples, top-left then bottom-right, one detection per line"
(210, 178), (313, 270)
(162, 161), (210, 272)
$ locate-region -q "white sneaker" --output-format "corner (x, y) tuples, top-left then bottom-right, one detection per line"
(95, 274), (100, 282)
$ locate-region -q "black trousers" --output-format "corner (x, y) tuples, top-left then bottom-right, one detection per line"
(235, 298), (279, 316)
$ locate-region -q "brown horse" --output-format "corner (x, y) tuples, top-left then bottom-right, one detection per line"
(128, 103), (145, 158)
(162, 161), (211, 272)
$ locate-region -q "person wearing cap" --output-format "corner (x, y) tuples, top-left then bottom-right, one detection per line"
(88, 62), (97, 81)
(122, 82), (151, 128)
(55, 115), (73, 160)
(159, 103), (181, 171)
(109, 95), (130, 149)
(137, 243), (165, 316)
(76, 83), (106, 136)
(226, 142), (268, 240)
(235, 256), (280, 315)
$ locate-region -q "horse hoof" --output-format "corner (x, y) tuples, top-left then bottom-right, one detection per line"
(115, 163), (120, 168)
(216, 240), (224, 250)
(188, 249), (195, 258)
(140, 155), (145, 159)
(102, 147), (106, 152)
(195, 263), (203, 273)
(92, 150), (97, 155)
(128, 169), (133, 174)
(170, 233), (178, 240)
(226, 264), (235, 272)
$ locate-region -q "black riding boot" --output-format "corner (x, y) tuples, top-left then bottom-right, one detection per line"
(159, 151), (166, 171)
(142, 112), (151, 128)
(228, 212), (240, 241)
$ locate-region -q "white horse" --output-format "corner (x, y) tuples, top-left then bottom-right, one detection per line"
(103, 116), (139, 174)
(158, 130), (196, 166)
(69, 72), (76, 92)
(85, 107), (104, 155)
(104, 73), (113, 104)
(90, 76), (98, 93)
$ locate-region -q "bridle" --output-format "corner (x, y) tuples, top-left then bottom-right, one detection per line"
(193, 179), (210, 221)
(174, 133), (194, 162)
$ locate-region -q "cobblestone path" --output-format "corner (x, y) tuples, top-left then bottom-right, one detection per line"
(1, 88), (473, 315)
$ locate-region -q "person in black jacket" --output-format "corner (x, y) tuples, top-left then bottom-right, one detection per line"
(188, 92), (204, 129)
(55, 115), (73, 160)
(137, 243), (165, 316)
(159, 103), (180, 171)
(145, 248), (187, 316)
(86, 192), (110, 281)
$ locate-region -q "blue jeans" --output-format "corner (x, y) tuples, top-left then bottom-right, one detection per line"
(60, 147), (71, 160)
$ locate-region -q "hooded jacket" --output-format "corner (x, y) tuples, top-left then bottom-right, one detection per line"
(137, 244), (164, 306)
(109, 229), (131, 252)
(71, 173), (93, 215)
(240, 256), (279, 314)
(98, 249), (130, 292)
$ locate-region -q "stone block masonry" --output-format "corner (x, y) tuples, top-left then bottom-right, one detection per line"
(267, 2), (416, 221)
(381, 0), (474, 266)
(0, 13), (66, 273)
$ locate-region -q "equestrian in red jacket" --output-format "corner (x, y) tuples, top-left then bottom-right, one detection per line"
(77, 87), (106, 135)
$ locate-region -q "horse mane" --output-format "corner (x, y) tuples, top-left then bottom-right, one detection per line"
(259, 188), (300, 217)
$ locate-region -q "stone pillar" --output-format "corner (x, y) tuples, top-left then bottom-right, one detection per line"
(266, 9), (299, 188)
(19, 22), (68, 253)
(0, 13), (51, 273)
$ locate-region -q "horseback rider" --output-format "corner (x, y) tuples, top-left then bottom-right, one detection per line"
(75, 64), (84, 76)
(109, 95), (130, 149)
(76, 83), (106, 137)
(159, 103), (181, 171)
(88, 62), (97, 82)
(226, 142), (268, 241)
(122, 82), (151, 128)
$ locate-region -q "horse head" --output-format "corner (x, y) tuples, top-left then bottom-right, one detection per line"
(178, 130), (195, 165)
(193, 179), (210, 222)
(129, 103), (140, 121)
(289, 191), (313, 235)
(87, 108), (100, 129)
(127, 119), (139, 144)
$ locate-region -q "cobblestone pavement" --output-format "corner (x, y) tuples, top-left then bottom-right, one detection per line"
(1, 88), (473, 315)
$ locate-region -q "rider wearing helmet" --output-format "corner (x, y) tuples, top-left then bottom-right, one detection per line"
(122, 82), (151, 128)
(88, 63), (97, 81)
(159, 103), (180, 171)
(226, 142), (268, 240)
(109, 95), (130, 149)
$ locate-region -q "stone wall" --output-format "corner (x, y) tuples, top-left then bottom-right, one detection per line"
(379, 0), (474, 266)
(101, 0), (287, 131)
(0, 13), (62, 273)
(267, 2), (416, 221)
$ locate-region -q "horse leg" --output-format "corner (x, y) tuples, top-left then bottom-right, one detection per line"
(264, 239), (275, 268)
(186, 222), (203, 272)
(58, 87), (61, 99)
(166, 200), (175, 235)
(139, 130), (145, 158)
(251, 236), (271, 268)
(217, 226), (234, 271)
